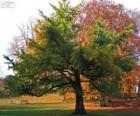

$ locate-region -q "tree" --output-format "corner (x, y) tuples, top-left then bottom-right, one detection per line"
(76, 0), (140, 98)
(76, 0), (135, 45)
(8, 19), (35, 57)
(5, 0), (134, 115)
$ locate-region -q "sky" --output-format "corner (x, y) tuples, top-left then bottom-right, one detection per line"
(0, 0), (140, 77)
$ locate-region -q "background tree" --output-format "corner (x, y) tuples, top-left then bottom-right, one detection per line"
(8, 19), (35, 59)
(76, 0), (135, 45)
(5, 0), (134, 115)
(76, 0), (140, 98)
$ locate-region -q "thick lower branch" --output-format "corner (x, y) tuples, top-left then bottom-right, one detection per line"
(28, 81), (75, 97)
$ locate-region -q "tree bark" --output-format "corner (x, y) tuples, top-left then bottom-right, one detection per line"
(72, 73), (86, 115)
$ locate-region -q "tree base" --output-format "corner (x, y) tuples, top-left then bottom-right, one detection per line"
(71, 110), (87, 115)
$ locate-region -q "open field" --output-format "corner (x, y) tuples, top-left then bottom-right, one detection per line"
(0, 103), (140, 116)
(0, 95), (140, 116)
(0, 94), (62, 105)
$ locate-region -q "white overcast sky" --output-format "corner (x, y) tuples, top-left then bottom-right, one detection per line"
(0, 0), (140, 77)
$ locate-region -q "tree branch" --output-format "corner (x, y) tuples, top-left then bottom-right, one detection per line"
(28, 81), (75, 97)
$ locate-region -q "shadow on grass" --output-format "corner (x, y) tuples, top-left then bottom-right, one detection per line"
(0, 104), (140, 116)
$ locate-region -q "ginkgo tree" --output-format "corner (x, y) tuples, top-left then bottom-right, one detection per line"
(5, 0), (134, 115)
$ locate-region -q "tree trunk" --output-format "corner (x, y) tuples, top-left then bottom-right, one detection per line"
(74, 88), (86, 114)
(138, 82), (140, 96)
(72, 73), (86, 115)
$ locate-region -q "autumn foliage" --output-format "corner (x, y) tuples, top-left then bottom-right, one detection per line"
(76, 0), (135, 46)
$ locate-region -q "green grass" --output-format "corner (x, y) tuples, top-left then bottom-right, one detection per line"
(0, 104), (140, 116)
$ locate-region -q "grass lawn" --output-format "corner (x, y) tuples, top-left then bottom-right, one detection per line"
(0, 103), (140, 116)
